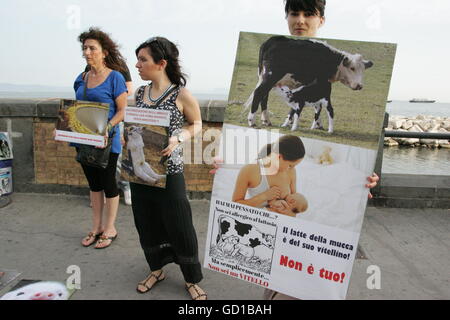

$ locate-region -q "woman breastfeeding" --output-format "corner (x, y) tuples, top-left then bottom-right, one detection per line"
(131, 37), (206, 300)
(232, 135), (305, 210)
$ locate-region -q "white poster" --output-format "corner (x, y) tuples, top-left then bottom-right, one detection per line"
(204, 125), (376, 299)
(204, 32), (396, 299)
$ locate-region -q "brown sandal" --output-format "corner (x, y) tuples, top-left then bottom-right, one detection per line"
(185, 283), (207, 300)
(94, 234), (117, 249)
(81, 232), (102, 247)
(136, 271), (165, 293)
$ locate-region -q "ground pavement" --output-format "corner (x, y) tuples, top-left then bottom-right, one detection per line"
(0, 193), (448, 300)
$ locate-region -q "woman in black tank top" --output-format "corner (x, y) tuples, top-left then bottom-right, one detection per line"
(131, 37), (206, 300)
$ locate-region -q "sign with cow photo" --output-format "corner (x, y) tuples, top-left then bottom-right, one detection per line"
(204, 32), (396, 300)
(226, 32), (396, 150)
(120, 107), (169, 188)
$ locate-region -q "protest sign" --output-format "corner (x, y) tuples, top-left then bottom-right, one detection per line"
(120, 107), (169, 188)
(204, 32), (396, 299)
(0, 132), (13, 160)
(54, 99), (109, 147)
(0, 160), (13, 197)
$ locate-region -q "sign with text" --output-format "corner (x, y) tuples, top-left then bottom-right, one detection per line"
(121, 107), (170, 189)
(204, 32), (396, 299)
(0, 160), (13, 197)
(55, 99), (109, 147)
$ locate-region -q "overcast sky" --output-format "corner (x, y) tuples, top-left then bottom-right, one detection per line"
(1, 0), (449, 102)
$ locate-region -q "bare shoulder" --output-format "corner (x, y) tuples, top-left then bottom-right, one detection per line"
(177, 87), (197, 105)
(239, 164), (260, 184)
(241, 163), (257, 173)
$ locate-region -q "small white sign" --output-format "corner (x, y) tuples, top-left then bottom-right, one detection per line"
(125, 107), (170, 127)
(55, 130), (105, 147)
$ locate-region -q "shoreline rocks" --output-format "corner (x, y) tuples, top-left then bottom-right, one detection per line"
(385, 115), (450, 148)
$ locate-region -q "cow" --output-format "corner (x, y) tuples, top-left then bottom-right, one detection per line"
(215, 215), (275, 255)
(274, 80), (334, 132)
(245, 36), (373, 128)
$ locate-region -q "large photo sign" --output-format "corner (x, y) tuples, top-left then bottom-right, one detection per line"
(120, 107), (169, 188)
(54, 99), (110, 147)
(204, 32), (396, 299)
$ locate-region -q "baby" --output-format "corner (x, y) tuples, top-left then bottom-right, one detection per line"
(267, 193), (308, 217)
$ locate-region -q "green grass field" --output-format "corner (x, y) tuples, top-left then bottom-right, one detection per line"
(225, 32), (397, 150)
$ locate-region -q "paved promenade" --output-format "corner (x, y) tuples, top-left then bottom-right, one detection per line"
(0, 193), (449, 300)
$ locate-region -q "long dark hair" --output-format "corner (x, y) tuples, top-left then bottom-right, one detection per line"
(257, 135), (305, 161)
(78, 27), (128, 74)
(135, 37), (187, 86)
(284, 0), (326, 17)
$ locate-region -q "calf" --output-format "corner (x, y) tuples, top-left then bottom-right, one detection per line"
(274, 80), (334, 132)
(245, 36), (373, 128)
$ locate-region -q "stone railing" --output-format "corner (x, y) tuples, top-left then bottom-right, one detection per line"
(0, 98), (226, 199)
(384, 115), (450, 148)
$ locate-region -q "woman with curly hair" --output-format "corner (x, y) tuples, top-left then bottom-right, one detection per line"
(73, 27), (128, 249)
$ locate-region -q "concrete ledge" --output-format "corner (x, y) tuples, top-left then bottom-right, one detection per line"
(14, 181), (211, 201)
(0, 98), (226, 122)
(370, 173), (450, 208)
(370, 197), (450, 209)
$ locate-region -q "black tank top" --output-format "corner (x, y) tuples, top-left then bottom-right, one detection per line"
(134, 84), (184, 175)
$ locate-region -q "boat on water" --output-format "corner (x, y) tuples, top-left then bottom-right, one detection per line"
(409, 98), (436, 103)
(387, 100), (392, 103)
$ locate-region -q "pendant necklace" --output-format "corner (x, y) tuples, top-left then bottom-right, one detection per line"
(148, 82), (174, 104)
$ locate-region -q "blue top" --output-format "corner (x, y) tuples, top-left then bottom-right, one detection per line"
(73, 70), (127, 154)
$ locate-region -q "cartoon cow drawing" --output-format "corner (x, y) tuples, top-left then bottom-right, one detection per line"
(215, 215), (275, 257)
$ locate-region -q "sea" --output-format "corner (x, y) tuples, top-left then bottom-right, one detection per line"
(0, 92), (449, 176)
(384, 100), (450, 176)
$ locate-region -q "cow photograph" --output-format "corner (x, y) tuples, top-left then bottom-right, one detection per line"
(226, 32), (396, 150)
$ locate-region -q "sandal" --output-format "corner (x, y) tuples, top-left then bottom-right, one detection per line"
(94, 234), (117, 249)
(185, 283), (207, 300)
(136, 271), (165, 293)
(81, 232), (102, 247)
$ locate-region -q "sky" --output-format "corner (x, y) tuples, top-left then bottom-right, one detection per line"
(0, 0), (449, 102)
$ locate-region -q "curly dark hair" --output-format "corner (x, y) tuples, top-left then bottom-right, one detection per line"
(78, 27), (127, 74)
(135, 37), (187, 86)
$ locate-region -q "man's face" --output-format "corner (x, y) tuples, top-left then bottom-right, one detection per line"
(287, 10), (325, 37)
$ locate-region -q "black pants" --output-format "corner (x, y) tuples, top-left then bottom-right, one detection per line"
(130, 173), (203, 284)
(80, 152), (119, 198)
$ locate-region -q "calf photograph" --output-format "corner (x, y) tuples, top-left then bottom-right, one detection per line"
(227, 32), (396, 150)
